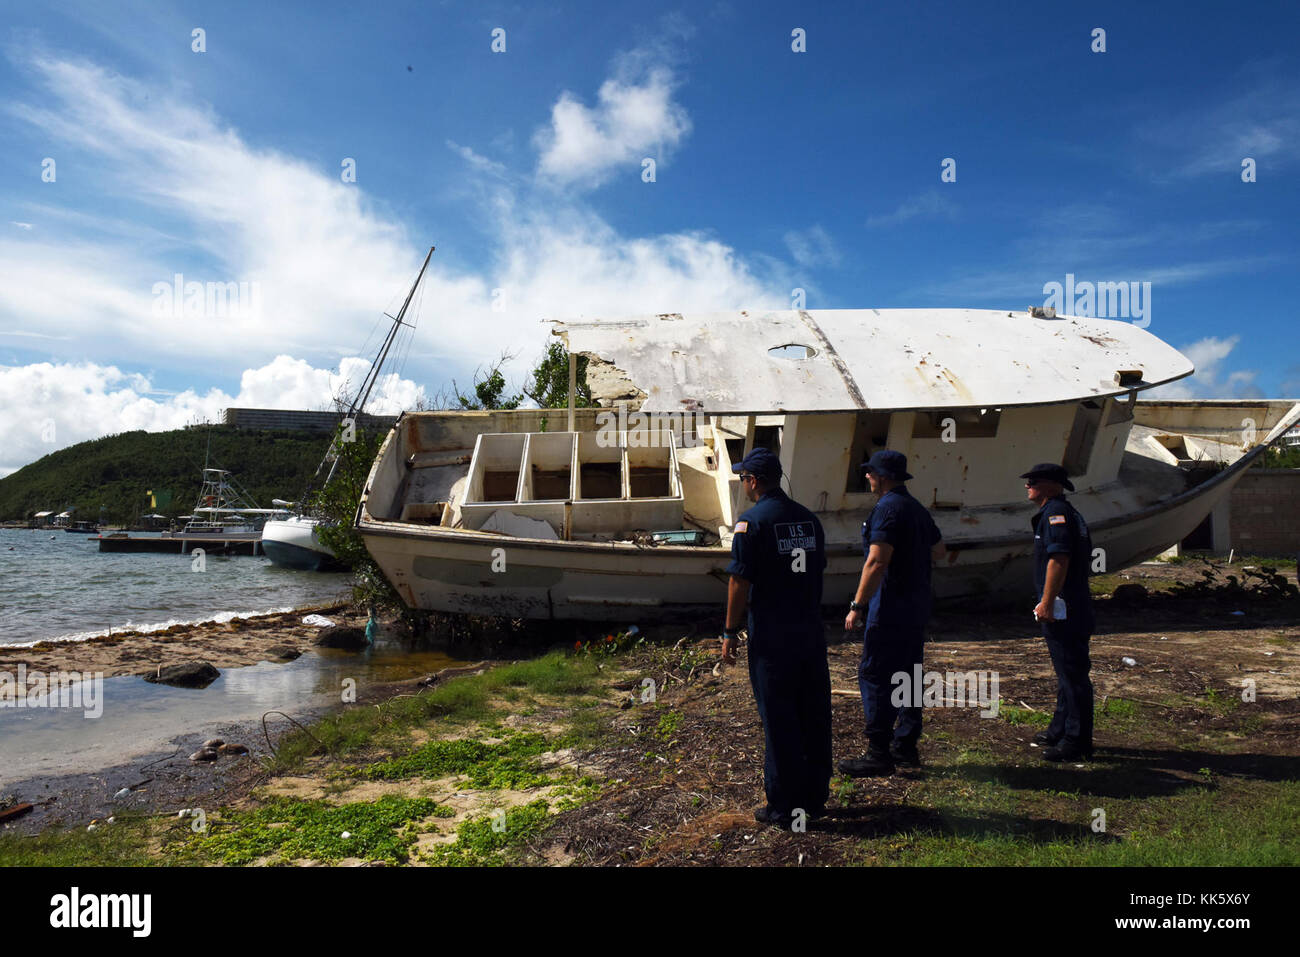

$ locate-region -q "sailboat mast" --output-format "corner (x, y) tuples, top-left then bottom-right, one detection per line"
(351, 245), (434, 418)
(320, 245), (435, 488)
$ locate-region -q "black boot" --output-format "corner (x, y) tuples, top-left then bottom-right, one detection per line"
(1042, 740), (1091, 762)
(838, 747), (895, 777)
(889, 739), (921, 767)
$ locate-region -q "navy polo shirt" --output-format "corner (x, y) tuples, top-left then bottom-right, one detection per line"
(861, 486), (942, 630)
(1032, 495), (1094, 623)
(726, 488), (826, 641)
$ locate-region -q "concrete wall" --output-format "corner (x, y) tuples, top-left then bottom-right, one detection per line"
(1228, 469), (1300, 556)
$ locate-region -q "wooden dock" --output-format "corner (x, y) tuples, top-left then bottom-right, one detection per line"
(96, 534), (265, 556)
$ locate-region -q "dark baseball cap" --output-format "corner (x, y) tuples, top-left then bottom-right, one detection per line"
(860, 449), (913, 481)
(731, 447), (783, 481)
(1019, 462), (1075, 492)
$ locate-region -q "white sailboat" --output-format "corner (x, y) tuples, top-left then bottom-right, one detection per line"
(355, 307), (1300, 620)
(261, 246), (435, 571)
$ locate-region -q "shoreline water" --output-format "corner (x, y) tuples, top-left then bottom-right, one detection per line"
(0, 527), (352, 647)
(0, 601), (470, 793)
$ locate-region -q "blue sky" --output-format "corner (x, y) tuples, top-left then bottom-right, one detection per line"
(0, 0), (1297, 474)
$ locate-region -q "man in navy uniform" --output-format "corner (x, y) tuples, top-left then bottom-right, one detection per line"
(721, 448), (832, 826)
(1021, 462), (1095, 761)
(841, 450), (945, 776)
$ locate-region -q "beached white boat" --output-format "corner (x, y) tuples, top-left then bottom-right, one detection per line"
(356, 308), (1300, 620)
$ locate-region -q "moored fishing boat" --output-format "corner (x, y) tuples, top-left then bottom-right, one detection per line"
(356, 308), (1300, 619)
(175, 468), (288, 540)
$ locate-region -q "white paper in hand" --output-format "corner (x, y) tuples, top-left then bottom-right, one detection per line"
(1032, 598), (1069, 621)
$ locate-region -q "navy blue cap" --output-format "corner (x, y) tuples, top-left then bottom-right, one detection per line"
(732, 447), (783, 481)
(1019, 462), (1075, 492)
(860, 449), (913, 481)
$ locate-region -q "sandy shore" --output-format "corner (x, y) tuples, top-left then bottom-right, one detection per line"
(0, 602), (363, 679)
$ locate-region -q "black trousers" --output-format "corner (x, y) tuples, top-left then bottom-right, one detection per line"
(747, 638), (833, 815)
(1042, 618), (1094, 747)
(858, 623), (926, 750)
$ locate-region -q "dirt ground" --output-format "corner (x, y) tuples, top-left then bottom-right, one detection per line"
(542, 562), (1300, 865)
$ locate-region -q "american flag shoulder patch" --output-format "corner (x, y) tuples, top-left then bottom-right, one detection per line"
(734, 520), (749, 533)
(1048, 514), (1067, 525)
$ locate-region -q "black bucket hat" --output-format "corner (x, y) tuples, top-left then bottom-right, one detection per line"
(1019, 462), (1075, 492)
(860, 449), (912, 481)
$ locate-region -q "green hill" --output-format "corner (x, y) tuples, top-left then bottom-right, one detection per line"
(0, 426), (356, 524)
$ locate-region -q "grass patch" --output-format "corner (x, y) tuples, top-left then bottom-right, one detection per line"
(1000, 703), (1051, 727)
(268, 651), (606, 770)
(854, 780), (1300, 866)
(170, 795), (450, 865)
(421, 799), (554, 866)
(655, 709), (683, 741)
(356, 732), (565, 790)
(1095, 697), (1143, 733)
(0, 819), (153, 867)
(549, 775), (604, 811)
(1198, 685), (1242, 716)
(1236, 713), (1267, 734)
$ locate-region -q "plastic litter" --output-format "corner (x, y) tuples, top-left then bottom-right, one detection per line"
(302, 614), (335, 627)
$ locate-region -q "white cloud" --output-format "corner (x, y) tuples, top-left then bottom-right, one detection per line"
(3, 54), (422, 370)
(533, 65), (691, 189)
(446, 139), (508, 177)
(783, 226), (841, 269)
(1147, 336), (1262, 399)
(1136, 67), (1300, 179)
(0, 48), (795, 475)
(0, 356), (426, 477)
(865, 190), (956, 229)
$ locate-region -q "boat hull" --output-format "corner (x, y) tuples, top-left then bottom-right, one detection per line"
(261, 518), (345, 572)
(359, 450), (1253, 621)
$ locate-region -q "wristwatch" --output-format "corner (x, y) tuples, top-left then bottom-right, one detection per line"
(848, 600), (864, 612)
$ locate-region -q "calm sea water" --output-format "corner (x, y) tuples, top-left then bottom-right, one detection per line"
(0, 528), (352, 646)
